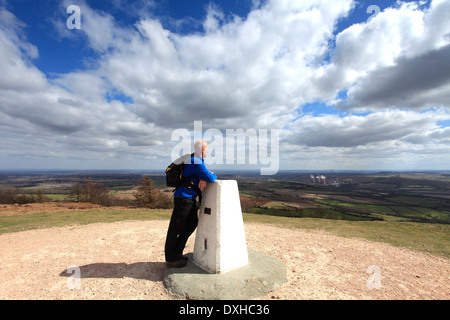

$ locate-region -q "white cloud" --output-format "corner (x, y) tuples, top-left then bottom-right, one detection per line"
(0, 8), (45, 92)
(0, 6), (166, 167)
(316, 0), (450, 105)
(1, 0), (450, 170)
(286, 109), (450, 148)
(95, 0), (354, 131)
(282, 108), (450, 170)
(337, 45), (450, 111)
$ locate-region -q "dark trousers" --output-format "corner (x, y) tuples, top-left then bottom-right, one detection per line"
(164, 197), (198, 262)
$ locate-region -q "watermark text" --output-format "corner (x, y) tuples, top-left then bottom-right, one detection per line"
(66, 5), (81, 30)
(171, 121), (279, 175)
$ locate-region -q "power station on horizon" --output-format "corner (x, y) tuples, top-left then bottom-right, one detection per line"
(310, 175), (341, 187)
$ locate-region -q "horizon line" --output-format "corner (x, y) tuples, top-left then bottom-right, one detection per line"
(1, 168), (449, 174)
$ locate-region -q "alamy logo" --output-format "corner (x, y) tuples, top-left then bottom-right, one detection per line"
(367, 5), (381, 30)
(171, 121), (279, 175)
(66, 266), (81, 290)
(366, 265), (381, 290)
(66, 5), (81, 30)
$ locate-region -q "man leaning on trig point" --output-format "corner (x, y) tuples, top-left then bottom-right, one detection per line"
(164, 140), (217, 268)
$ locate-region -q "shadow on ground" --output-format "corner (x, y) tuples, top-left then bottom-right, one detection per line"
(59, 262), (166, 282)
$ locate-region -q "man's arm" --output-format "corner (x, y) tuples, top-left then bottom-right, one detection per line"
(197, 166), (217, 182)
(191, 158), (217, 182)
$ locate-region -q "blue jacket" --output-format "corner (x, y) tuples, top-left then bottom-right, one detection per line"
(174, 153), (217, 199)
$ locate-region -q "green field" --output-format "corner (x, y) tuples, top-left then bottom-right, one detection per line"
(1, 208), (449, 259)
(313, 198), (450, 223)
(0, 208), (170, 235)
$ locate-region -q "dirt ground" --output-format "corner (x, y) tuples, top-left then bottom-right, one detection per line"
(0, 219), (449, 300)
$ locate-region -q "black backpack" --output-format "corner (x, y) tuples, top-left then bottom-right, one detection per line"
(166, 153), (192, 188)
(166, 154), (203, 204)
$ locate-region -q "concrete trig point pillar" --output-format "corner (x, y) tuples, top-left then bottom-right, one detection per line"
(193, 180), (249, 274)
(163, 179), (287, 299)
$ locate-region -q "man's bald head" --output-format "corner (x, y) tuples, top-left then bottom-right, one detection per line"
(194, 140), (209, 158)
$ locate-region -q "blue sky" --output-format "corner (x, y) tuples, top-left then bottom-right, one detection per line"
(0, 0), (449, 172)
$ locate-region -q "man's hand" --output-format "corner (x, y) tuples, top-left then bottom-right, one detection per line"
(198, 179), (207, 190)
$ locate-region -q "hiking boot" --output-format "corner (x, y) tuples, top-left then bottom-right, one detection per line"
(178, 255), (189, 261)
(166, 259), (187, 268)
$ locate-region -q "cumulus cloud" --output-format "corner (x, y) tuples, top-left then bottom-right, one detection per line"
(286, 109), (450, 148)
(1, 0), (450, 170)
(337, 45), (450, 111)
(0, 5), (164, 166)
(316, 0), (450, 107)
(0, 9), (45, 92)
(95, 0), (354, 130)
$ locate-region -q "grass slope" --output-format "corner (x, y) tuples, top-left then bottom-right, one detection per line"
(0, 208), (448, 259)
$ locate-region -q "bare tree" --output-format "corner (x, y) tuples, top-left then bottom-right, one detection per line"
(133, 175), (171, 209)
(69, 178), (111, 205)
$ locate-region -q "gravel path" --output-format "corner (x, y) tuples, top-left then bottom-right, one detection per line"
(0, 220), (448, 300)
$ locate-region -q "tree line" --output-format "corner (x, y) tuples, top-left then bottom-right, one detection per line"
(0, 175), (172, 209)
(0, 188), (50, 204)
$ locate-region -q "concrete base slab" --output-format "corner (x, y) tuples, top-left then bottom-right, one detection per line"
(163, 248), (287, 300)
